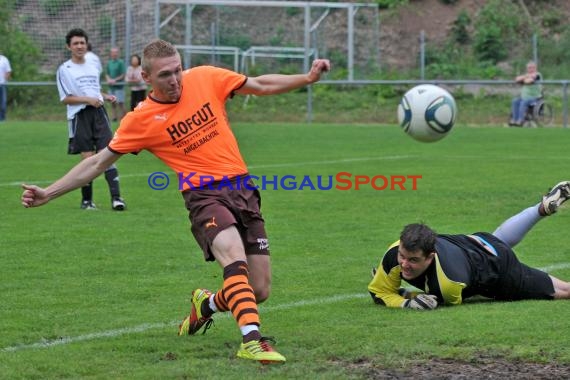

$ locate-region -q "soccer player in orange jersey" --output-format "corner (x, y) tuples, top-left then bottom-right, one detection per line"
(22, 39), (331, 364)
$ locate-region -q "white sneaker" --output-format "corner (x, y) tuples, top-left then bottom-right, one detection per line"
(541, 181), (570, 215)
(112, 197), (126, 211)
(80, 200), (97, 210)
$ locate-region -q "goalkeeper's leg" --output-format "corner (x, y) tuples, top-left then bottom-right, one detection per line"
(493, 181), (570, 248)
(492, 205), (542, 248)
(550, 276), (570, 299)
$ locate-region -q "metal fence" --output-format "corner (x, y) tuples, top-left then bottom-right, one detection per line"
(6, 79), (570, 127)
(318, 79), (570, 127)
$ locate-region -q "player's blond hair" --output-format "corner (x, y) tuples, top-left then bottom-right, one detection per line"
(142, 39), (179, 73)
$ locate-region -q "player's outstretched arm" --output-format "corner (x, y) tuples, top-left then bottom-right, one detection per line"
(236, 58), (331, 96)
(21, 148), (121, 208)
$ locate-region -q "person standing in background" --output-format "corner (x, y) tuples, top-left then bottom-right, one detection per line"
(85, 43), (103, 74)
(0, 51), (12, 122)
(126, 54), (146, 111)
(105, 47), (126, 121)
(56, 28), (126, 211)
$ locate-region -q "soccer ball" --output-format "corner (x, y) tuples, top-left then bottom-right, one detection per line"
(397, 84), (457, 143)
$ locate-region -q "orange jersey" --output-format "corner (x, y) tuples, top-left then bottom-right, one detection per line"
(108, 66), (248, 190)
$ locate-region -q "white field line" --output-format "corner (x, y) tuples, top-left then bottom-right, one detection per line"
(1, 293), (367, 353)
(4, 262), (570, 353)
(538, 262), (570, 273)
(2, 155), (414, 187)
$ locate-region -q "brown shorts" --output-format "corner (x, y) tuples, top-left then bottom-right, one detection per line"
(182, 176), (270, 261)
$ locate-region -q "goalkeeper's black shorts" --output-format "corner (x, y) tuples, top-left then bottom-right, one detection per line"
(477, 232), (555, 301)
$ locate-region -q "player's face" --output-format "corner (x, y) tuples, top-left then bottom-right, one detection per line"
(397, 244), (434, 280)
(142, 55), (183, 103)
(67, 36), (87, 61)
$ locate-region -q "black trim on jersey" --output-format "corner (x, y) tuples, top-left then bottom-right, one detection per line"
(369, 291), (385, 305)
(147, 91), (179, 105)
(382, 245), (399, 274)
(107, 145), (134, 156)
(56, 65), (72, 97)
(229, 76), (248, 99)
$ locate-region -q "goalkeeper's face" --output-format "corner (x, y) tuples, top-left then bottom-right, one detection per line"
(397, 244), (434, 280)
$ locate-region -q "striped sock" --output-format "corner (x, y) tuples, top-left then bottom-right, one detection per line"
(222, 261), (260, 328)
(213, 290), (229, 313)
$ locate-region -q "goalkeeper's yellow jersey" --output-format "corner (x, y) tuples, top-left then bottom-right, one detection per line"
(368, 233), (505, 307)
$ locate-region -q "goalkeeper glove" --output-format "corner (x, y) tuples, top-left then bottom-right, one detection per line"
(401, 293), (438, 310)
(398, 288), (422, 299)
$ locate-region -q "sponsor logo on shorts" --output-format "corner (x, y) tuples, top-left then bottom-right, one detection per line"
(257, 238), (269, 250)
(205, 217), (218, 229)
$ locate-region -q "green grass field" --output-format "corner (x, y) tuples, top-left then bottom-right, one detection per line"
(1, 120), (569, 379)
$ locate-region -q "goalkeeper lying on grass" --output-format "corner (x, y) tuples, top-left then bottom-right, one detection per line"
(368, 181), (570, 310)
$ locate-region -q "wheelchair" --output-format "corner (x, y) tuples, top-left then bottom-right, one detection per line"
(522, 97), (554, 127)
